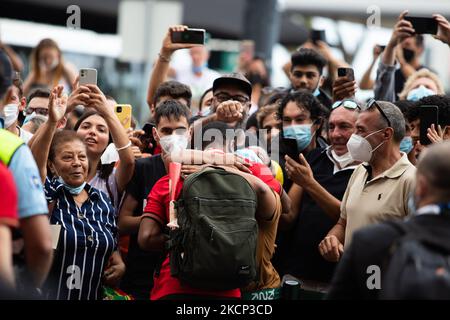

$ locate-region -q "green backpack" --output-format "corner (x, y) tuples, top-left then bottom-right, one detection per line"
(168, 167), (258, 290)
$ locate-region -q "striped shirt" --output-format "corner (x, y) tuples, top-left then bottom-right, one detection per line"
(44, 178), (117, 300)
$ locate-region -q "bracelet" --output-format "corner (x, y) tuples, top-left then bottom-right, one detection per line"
(158, 52), (171, 63)
(116, 141), (132, 151)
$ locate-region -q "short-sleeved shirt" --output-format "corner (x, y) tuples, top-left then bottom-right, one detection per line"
(341, 153), (416, 247)
(0, 163), (18, 228)
(8, 145), (48, 219)
(44, 178), (117, 300)
(143, 175), (241, 300)
(281, 148), (356, 283)
(119, 155), (166, 299)
(89, 168), (120, 210)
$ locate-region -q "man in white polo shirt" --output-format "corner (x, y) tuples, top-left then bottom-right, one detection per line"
(319, 100), (416, 262)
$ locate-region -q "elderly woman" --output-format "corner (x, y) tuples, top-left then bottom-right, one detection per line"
(32, 86), (125, 300)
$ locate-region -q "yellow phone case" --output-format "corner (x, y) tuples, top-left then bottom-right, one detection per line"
(114, 104), (132, 130)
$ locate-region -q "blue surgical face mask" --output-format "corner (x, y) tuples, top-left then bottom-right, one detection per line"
(400, 136), (414, 154)
(406, 85), (436, 101)
(313, 77), (322, 97)
(57, 176), (86, 195)
(283, 124), (313, 152)
(23, 112), (37, 125)
(193, 62), (207, 74)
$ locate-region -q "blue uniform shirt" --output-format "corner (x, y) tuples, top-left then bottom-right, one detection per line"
(8, 145), (48, 219)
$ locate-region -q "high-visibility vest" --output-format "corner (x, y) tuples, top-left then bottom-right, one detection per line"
(0, 129), (24, 166)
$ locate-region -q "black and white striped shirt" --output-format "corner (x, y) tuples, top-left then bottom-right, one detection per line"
(44, 178), (117, 300)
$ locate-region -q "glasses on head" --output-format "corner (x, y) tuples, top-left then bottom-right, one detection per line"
(24, 107), (49, 116)
(364, 99), (392, 128)
(214, 93), (249, 104)
(332, 99), (360, 110)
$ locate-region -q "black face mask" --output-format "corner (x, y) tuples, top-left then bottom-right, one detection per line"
(402, 48), (415, 63)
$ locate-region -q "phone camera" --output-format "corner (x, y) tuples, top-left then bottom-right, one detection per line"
(116, 106), (122, 113)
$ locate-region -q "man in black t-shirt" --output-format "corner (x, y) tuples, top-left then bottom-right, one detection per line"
(276, 102), (360, 288)
(118, 100), (191, 299)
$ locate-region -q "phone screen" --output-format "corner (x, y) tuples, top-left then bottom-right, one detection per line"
(404, 16), (438, 34)
(141, 123), (156, 154)
(419, 105), (439, 145)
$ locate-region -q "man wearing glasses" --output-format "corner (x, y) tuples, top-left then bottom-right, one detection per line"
(276, 99), (359, 291)
(191, 73), (253, 150)
(319, 100), (416, 263)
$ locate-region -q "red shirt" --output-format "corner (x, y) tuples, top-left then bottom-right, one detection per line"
(0, 163), (18, 228)
(143, 175), (241, 300)
(247, 163), (282, 195)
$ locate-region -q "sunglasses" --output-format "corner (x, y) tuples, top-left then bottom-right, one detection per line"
(331, 99), (360, 110)
(364, 99), (392, 128)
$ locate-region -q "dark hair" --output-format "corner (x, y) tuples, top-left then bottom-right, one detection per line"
(201, 121), (232, 150)
(417, 94), (450, 126)
(199, 87), (213, 110)
(73, 110), (114, 182)
(154, 99), (191, 127)
(394, 100), (416, 115)
(264, 91), (287, 106)
(277, 89), (329, 125)
(27, 87), (51, 103)
(49, 130), (85, 162)
(291, 48), (327, 75)
(415, 34), (424, 48)
(153, 80), (192, 108)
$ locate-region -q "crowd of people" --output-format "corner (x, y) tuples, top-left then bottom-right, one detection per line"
(1, 11), (450, 300)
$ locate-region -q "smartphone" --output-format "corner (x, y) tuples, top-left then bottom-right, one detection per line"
(141, 123), (157, 154)
(337, 67), (355, 81)
(404, 16), (438, 34)
(114, 104), (132, 130)
(79, 68), (97, 86)
(171, 28), (205, 44)
(378, 45), (386, 52)
(419, 105), (439, 145)
(310, 29), (326, 44)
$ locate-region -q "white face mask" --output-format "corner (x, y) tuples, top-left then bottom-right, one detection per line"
(330, 149), (354, 168)
(159, 133), (189, 155)
(346, 129), (385, 163)
(1, 103), (19, 128)
(40, 58), (59, 71)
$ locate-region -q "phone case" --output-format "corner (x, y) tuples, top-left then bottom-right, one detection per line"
(115, 104), (132, 130)
(79, 69), (97, 86)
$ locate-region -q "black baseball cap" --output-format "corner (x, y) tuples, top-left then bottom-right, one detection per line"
(212, 72), (252, 98)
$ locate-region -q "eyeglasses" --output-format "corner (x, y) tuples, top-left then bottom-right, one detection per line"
(364, 99), (392, 128)
(24, 107), (49, 116)
(331, 99), (360, 110)
(214, 93), (249, 104)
